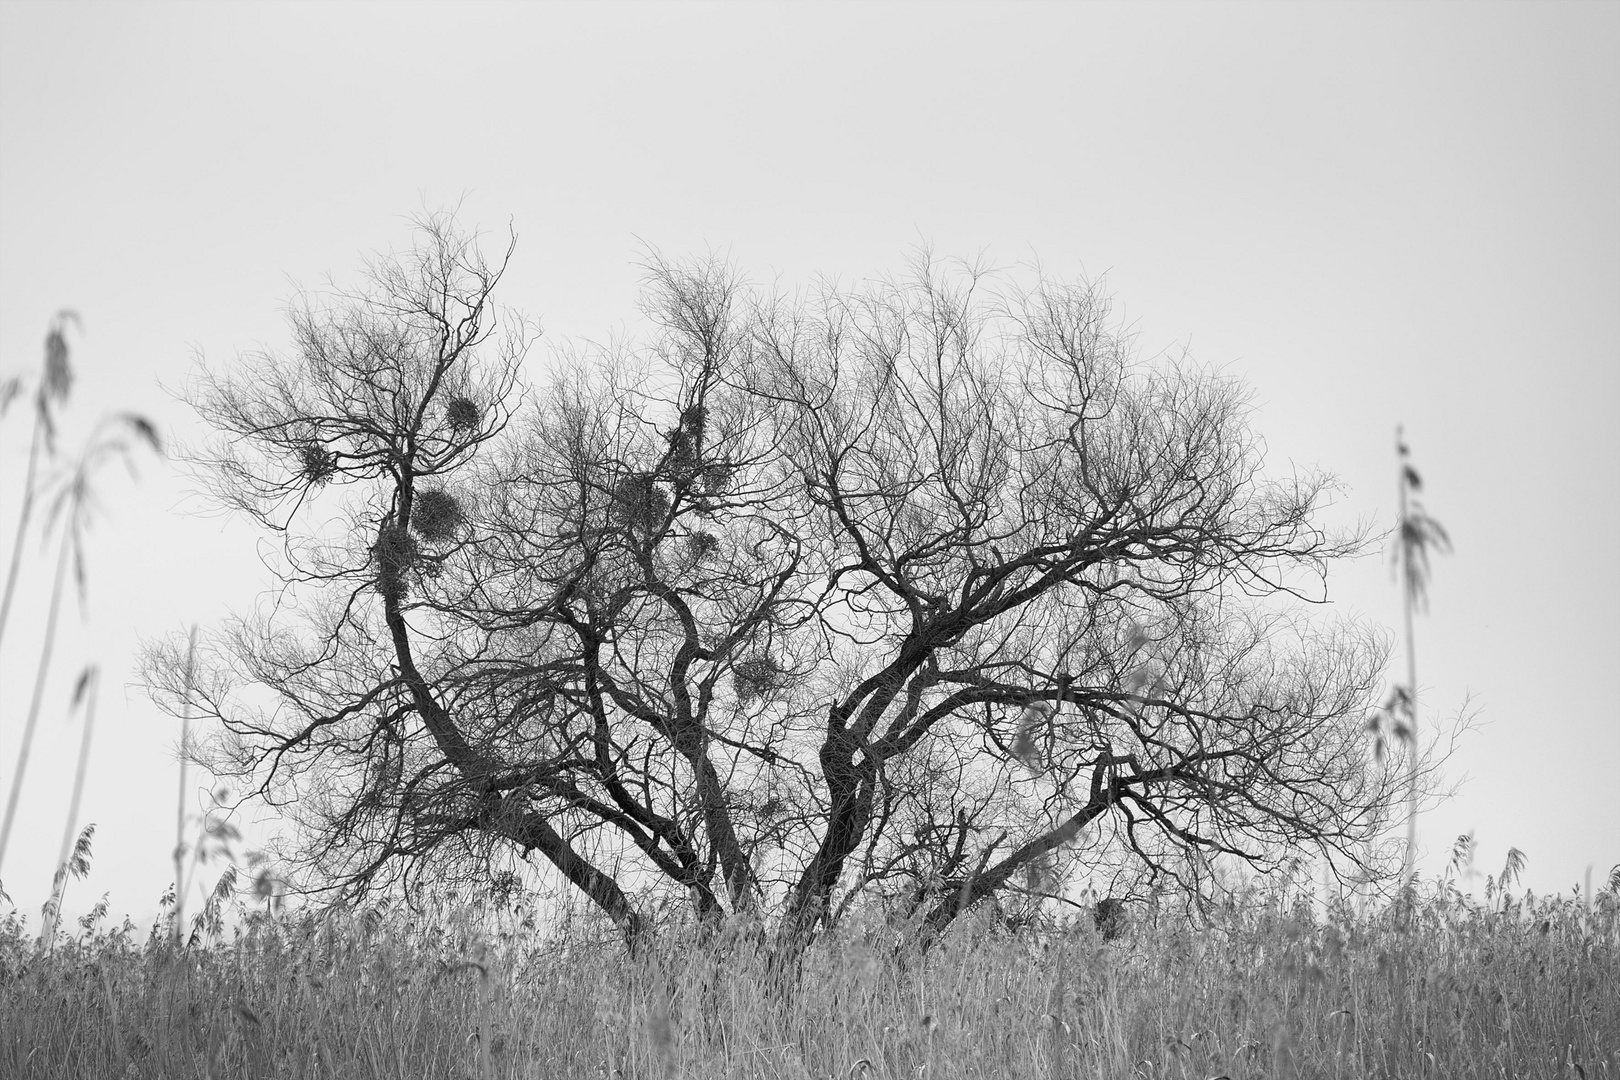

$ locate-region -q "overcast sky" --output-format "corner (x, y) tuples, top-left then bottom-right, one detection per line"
(2, 1), (1615, 925)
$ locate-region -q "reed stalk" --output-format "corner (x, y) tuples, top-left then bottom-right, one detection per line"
(172, 624), (198, 945)
(0, 522), (72, 877)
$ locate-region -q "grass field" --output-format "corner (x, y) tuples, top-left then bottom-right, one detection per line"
(2, 876), (1615, 1079)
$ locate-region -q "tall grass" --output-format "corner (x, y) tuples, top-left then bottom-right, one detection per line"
(0, 311), (160, 888)
(2, 873), (1615, 1079)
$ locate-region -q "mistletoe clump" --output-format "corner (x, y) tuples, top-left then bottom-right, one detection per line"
(444, 395), (481, 433)
(687, 530), (720, 561)
(296, 441), (337, 486)
(373, 522), (418, 602)
(411, 488), (465, 543)
(733, 653), (789, 702)
(612, 472), (670, 534)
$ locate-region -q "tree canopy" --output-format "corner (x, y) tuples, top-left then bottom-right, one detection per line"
(148, 216), (1403, 951)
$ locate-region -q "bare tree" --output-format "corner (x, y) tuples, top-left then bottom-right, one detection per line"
(147, 220), (1409, 956)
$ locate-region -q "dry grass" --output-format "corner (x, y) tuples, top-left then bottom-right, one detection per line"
(2, 879), (1616, 1080)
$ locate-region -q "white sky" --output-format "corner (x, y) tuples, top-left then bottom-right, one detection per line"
(1, 1), (1615, 925)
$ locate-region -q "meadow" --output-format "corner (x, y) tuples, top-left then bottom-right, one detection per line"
(2, 870), (1615, 1080)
